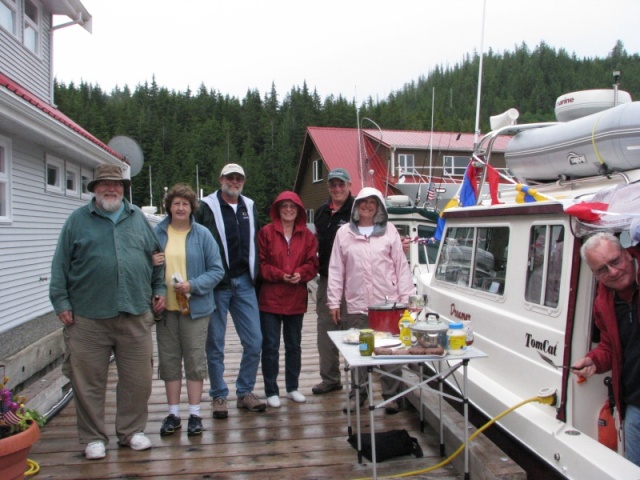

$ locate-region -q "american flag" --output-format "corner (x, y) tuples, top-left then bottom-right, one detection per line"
(0, 409), (22, 426)
(426, 183), (436, 201)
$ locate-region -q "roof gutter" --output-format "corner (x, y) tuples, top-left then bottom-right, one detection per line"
(0, 87), (127, 171)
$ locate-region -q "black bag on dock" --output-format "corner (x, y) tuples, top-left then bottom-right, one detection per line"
(347, 429), (424, 462)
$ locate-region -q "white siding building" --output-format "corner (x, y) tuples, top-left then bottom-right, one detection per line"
(0, 1), (132, 411)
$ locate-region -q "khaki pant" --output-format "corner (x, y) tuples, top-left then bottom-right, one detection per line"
(63, 312), (154, 445)
(316, 275), (346, 386)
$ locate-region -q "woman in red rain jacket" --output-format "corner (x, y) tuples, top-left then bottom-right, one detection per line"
(258, 191), (318, 408)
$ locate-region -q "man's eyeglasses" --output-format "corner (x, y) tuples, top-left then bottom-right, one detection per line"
(98, 180), (124, 188)
(593, 255), (625, 277)
(224, 174), (245, 182)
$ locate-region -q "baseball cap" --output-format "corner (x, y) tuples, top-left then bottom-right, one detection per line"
(327, 168), (351, 183)
(220, 163), (245, 177)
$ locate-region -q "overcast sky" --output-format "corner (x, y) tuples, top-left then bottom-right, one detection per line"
(52, 0), (640, 104)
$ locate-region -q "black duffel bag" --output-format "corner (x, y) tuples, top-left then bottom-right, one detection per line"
(347, 429), (424, 462)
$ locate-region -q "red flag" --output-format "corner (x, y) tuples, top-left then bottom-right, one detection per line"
(486, 164), (503, 205)
(564, 202), (609, 223)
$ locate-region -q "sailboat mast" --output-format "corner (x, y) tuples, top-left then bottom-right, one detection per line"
(474, 0), (487, 149)
(148, 165), (153, 207)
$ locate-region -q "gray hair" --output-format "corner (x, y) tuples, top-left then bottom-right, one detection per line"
(580, 232), (621, 260)
(352, 197), (386, 225)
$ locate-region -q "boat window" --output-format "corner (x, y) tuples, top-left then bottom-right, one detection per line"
(472, 227), (509, 294)
(525, 225), (564, 307)
(435, 226), (508, 295)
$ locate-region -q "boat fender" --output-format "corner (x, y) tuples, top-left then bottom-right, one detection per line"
(598, 377), (618, 451)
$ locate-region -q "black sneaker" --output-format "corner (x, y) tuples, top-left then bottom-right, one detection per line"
(187, 414), (203, 436)
(160, 414), (181, 436)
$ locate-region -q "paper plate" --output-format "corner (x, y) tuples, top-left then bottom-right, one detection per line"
(375, 338), (402, 348)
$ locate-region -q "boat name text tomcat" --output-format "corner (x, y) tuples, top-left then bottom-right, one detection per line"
(524, 332), (558, 356)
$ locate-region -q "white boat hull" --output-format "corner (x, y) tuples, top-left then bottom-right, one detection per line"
(415, 168), (640, 479)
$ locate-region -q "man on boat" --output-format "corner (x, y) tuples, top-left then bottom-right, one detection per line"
(49, 164), (166, 460)
(312, 168), (354, 395)
(195, 163), (266, 417)
(574, 232), (640, 467)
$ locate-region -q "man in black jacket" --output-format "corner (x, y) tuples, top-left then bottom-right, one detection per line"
(312, 168), (354, 394)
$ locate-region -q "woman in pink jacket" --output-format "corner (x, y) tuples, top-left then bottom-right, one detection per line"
(327, 187), (414, 413)
(258, 191), (319, 408)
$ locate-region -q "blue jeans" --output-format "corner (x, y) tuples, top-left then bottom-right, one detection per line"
(625, 404), (640, 467)
(260, 312), (303, 397)
(206, 273), (262, 398)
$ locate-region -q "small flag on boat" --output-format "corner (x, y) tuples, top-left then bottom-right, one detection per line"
(564, 202), (609, 223)
(486, 164), (503, 205)
(426, 183), (436, 201)
(459, 162), (479, 207)
(515, 184), (549, 203)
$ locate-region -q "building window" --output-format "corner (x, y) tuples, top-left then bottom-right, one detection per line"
(0, 135), (12, 222)
(46, 154), (64, 194)
(81, 169), (92, 199)
(312, 160), (323, 183)
(443, 156), (470, 176)
(0, 0), (17, 35)
(398, 154), (415, 175)
(65, 163), (80, 197)
(23, 0), (40, 55)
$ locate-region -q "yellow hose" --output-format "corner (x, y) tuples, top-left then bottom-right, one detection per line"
(25, 458), (40, 476)
(353, 393), (556, 480)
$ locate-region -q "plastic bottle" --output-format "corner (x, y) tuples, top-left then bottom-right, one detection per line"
(462, 320), (474, 346)
(447, 322), (467, 355)
(176, 291), (190, 316)
(398, 310), (415, 347)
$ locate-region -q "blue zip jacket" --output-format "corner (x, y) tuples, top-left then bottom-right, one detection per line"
(155, 216), (225, 319)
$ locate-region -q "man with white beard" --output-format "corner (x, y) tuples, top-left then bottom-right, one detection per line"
(196, 163), (266, 418)
(50, 164), (166, 460)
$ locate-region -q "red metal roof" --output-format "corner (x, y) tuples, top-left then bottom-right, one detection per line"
(305, 126), (395, 196)
(363, 129), (511, 151)
(0, 72), (124, 161)
(306, 126), (360, 184)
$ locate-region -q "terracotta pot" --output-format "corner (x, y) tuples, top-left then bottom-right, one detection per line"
(0, 422), (40, 480)
(367, 303), (407, 335)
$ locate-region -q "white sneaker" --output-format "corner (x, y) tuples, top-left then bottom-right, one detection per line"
(266, 395), (281, 408)
(287, 390), (306, 403)
(84, 441), (106, 460)
(129, 432), (152, 451)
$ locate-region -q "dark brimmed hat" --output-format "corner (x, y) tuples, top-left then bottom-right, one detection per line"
(87, 164), (131, 193)
(327, 168), (351, 182)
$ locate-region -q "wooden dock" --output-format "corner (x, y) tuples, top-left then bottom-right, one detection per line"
(29, 305), (510, 479)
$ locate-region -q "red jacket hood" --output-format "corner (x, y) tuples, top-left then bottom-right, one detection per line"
(269, 191), (307, 227)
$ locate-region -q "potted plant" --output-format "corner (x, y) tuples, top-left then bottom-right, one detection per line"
(0, 377), (44, 480)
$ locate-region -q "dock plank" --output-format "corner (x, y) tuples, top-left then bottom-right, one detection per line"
(31, 305), (464, 479)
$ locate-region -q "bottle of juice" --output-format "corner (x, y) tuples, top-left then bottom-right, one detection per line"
(398, 310), (414, 347)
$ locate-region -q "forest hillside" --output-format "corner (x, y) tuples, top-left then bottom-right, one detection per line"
(54, 40), (640, 220)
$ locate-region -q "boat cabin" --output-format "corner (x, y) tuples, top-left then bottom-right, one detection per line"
(417, 94), (640, 479)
